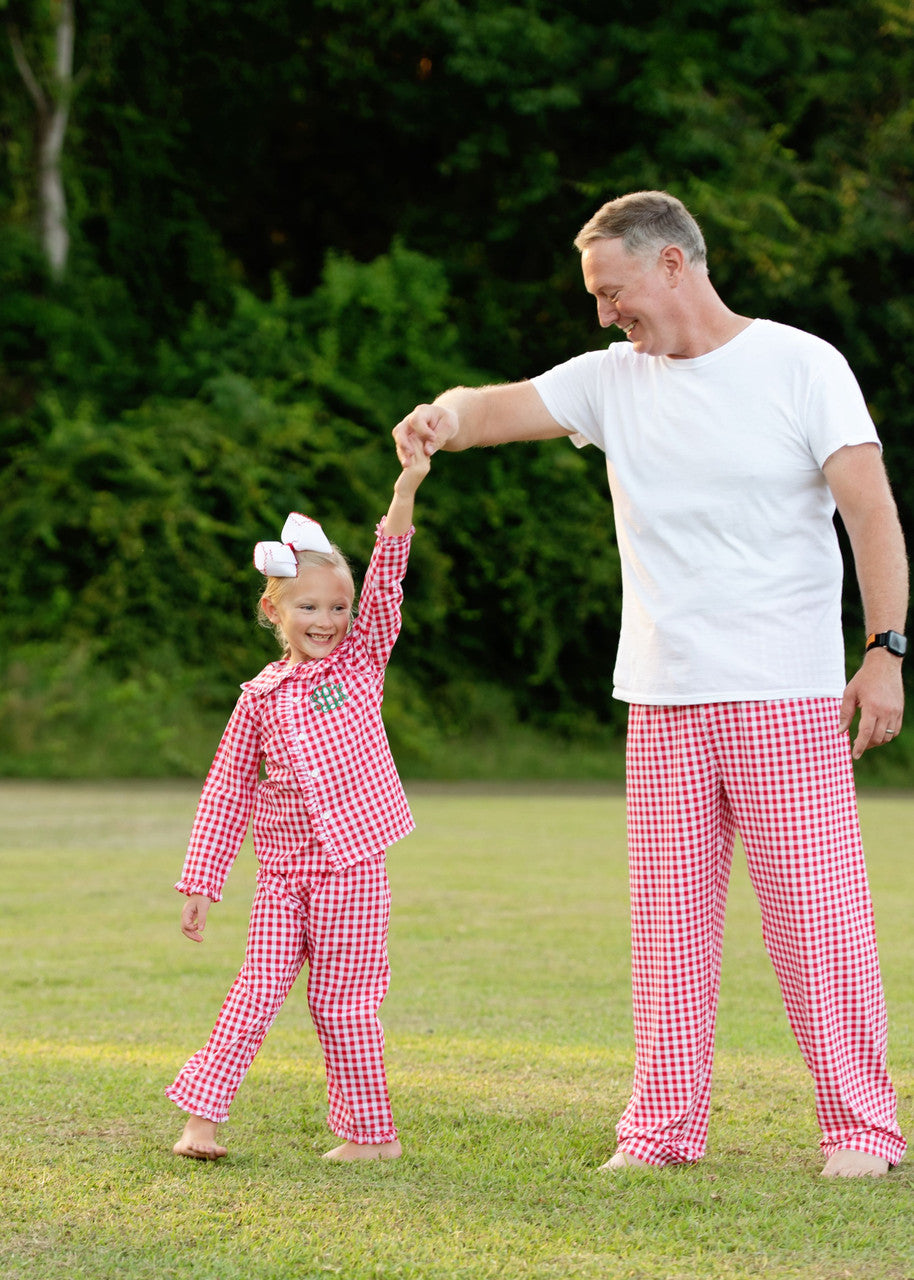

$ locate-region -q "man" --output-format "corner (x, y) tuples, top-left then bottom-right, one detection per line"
(393, 190), (908, 1178)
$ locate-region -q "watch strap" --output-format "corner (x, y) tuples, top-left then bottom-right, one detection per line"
(865, 630), (907, 657)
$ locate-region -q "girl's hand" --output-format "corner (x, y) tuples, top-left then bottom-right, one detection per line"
(385, 433), (430, 535)
(180, 894), (213, 943)
(395, 435), (431, 494)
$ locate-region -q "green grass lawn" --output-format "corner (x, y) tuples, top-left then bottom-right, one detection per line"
(1, 780), (912, 1280)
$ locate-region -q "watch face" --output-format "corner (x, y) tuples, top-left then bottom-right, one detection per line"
(888, 632), (908, 656)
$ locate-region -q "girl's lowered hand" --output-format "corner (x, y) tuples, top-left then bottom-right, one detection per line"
(180, 894), (213, 943)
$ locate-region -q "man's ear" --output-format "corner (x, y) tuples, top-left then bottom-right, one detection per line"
(659, 243), (685, 285)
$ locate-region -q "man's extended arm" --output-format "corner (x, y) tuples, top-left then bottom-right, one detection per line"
(393, 380), (569, 464)
(824, 442), (909, 758)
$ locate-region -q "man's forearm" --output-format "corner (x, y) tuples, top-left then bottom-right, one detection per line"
(825, 443), (910, 638)
(394, 378), (565, 464)
(433, 386), (493, 450)
(433, 379), (567, 449)
(850, 505), (909, 639)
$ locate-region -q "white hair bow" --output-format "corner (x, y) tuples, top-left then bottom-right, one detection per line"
(253, 512), (333, 577)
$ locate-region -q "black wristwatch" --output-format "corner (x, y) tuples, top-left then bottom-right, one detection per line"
(865, 630), (908, 657)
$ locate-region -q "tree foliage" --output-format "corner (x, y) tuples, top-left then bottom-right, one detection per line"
(1, 0), (913, 776)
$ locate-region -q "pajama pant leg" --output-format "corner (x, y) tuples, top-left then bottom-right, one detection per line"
(616, 698), (904, 1168)
(616, 702), (738, 1165)
(304, 853), (396, 1144)
(718, 698), (904, 1165)
(166, 871), (309, 1123)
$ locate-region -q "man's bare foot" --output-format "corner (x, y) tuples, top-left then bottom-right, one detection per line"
(173, 1115), (228, 1160)
(598, 1149), (654, 1171)
(322, 1138), (402, 1162)
(821, 1149), (890, 1178)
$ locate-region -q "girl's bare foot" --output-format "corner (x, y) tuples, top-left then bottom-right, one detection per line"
(323, 1138), (402, 1162)
(821, 1150), (890, 1178)
(173, 1115), (228, 1160)
(598, 1149), (654, 1171)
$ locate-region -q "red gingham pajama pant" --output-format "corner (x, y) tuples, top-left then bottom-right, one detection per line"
(617, 698), (905, 1167)
(166, 849), (396, 1144)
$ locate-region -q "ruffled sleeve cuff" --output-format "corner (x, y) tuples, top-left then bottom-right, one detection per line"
(375, 515), (415, 542)
(175, 880), (223, 903)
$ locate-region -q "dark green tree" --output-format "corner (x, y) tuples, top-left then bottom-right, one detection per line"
(2, 0), (914, 779)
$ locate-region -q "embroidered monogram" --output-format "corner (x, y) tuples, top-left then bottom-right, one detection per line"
(309, 681), (348, 713)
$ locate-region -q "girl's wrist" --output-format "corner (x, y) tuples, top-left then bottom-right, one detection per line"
(394, 474), (421, 499)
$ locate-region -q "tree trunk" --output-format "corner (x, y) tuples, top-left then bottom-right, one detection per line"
(9, 0), (76, 280)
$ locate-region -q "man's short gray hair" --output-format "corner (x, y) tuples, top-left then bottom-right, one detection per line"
(574, 190), (708, 271)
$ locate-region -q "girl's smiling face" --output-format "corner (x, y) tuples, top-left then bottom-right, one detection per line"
(262, 566), (353, 664)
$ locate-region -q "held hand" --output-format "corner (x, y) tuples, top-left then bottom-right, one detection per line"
(385, 430), (430, 535)
(180, 894), (213, 943)
(395, 432), (431, 491)
(392, 403), (459, 463)
(839, 652), (904, 759)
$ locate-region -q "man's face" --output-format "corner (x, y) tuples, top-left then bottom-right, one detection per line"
(581, 238), (682, 357)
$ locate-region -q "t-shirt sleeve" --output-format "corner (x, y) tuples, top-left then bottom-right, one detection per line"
(530, 350), (610, 452)
(804, 344), (881, 467)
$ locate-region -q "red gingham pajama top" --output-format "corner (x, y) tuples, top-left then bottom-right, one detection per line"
(176, 519), (415, 899)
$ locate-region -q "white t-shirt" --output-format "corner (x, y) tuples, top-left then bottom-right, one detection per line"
(530, 319), (880, 705)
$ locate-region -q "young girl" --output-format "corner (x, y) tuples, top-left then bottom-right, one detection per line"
(166, 440), (430, 1161)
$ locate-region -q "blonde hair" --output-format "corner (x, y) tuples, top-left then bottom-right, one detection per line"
(257, 546), (355, 655)
(574, 190), (708, 271)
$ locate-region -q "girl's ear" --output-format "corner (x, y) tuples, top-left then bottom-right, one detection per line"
(260, 595), (280, 625)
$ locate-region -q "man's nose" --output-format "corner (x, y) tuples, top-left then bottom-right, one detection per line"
(597, 300), (618, 328)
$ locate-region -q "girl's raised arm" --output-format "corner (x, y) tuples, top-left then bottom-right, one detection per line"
(384, 437), (430, 537)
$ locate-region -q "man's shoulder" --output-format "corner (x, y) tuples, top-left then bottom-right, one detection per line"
(533, 340), (631, 383)
(749, 318), (847, 365)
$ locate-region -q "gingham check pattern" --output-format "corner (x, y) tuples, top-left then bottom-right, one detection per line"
(167, 848), (396, 1141)
(617, 697), (905, 1167)
(176, 520), (415, 899)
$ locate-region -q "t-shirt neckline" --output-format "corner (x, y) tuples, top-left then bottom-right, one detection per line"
(657, 317), (760, 369)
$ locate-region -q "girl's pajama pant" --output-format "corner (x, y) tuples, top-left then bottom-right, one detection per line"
(166, 849), (397, 1145)
(617, 697), (905, 1167)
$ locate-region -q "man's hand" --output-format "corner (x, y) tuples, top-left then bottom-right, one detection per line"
(180, 894), (213, 943)
(393, 403), (459, 464)
(839, 650), (904, 759)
